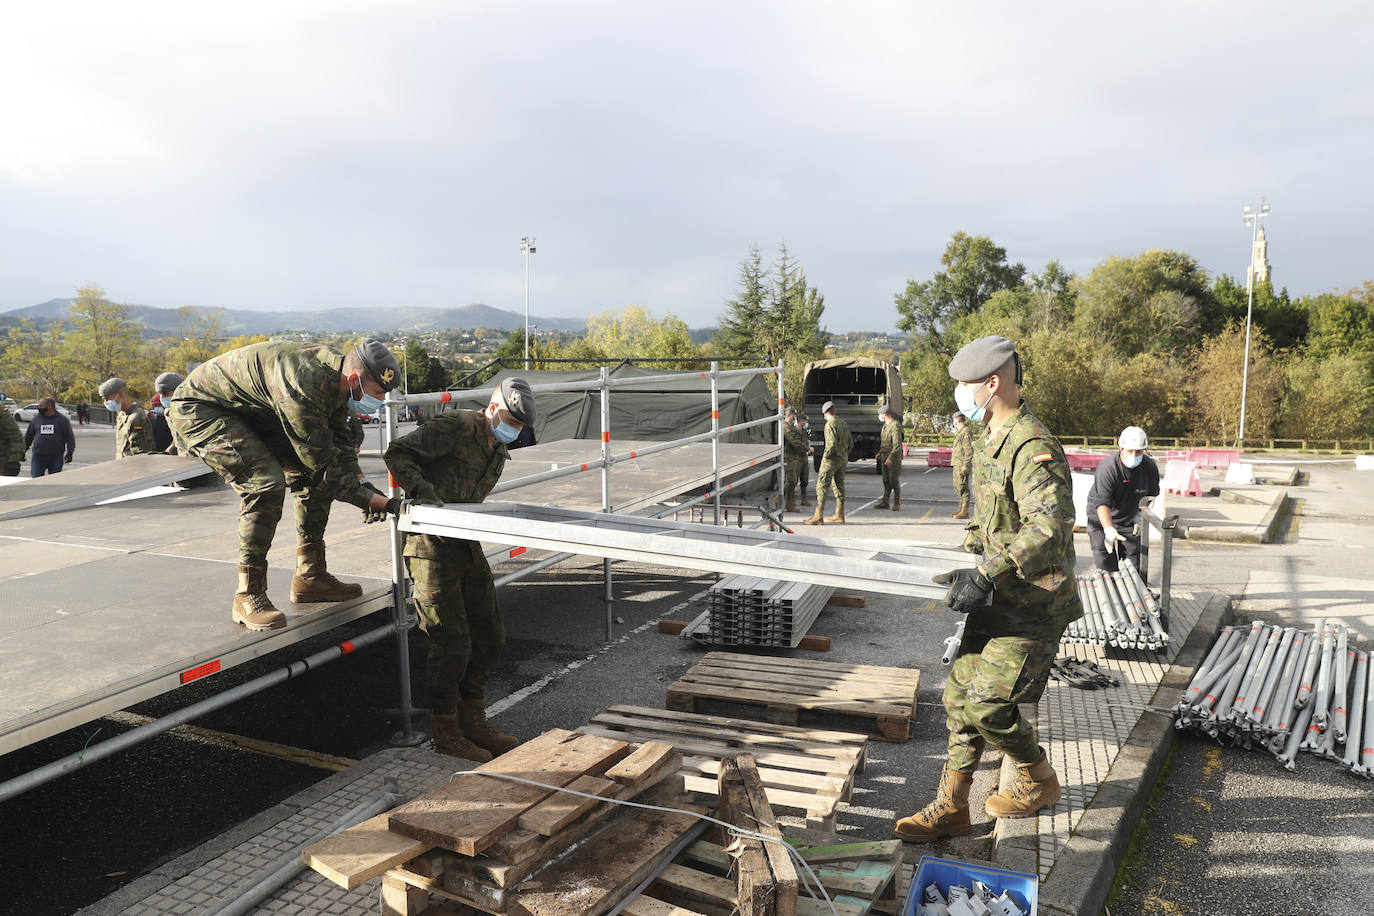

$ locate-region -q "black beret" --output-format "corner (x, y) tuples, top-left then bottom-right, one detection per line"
(356, 339), (401, 391)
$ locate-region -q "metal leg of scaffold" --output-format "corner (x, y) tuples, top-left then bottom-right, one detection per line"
(382, 395), (426, 747)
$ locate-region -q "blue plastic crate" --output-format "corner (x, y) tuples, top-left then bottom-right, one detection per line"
(902, 855), (1037, 916)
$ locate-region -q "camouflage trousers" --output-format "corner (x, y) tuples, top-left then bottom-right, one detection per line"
(880, 459), (901, 500)
(405, 538), (504, 714)
(953, 463), (971, 502)
(783, 458), (804, 503)
(167, 402), (332, 567)
(815, 458), (846, 511)
(942, 615), (1064, 774)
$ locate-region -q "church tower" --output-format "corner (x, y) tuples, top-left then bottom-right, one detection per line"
(1247, 226), (1272, 291)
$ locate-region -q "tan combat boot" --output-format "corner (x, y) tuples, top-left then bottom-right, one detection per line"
(985, 749), (1060, 819)
(892, 497), (901, 511)
(291, 542), (364, 603)
(232, 564), (286, 631)
(894, 764), (973, 842)
(460, 700), (520, 757)
(951, 498), (969, 520)
(803, 507), (824, 526)
(826, 498), (845, 524)
(431, 713), (493, 762)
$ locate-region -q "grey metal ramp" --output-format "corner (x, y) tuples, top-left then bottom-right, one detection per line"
(399, 501), (966, 598)
(0, 454), (214, 521)
(0, 546), (390, 756)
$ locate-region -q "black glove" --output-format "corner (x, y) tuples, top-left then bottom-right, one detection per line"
(932, 567), (993, 614)
(65, 452), (74, 463)
(362, 496), (406, 524)
(412, 483), (444, 507)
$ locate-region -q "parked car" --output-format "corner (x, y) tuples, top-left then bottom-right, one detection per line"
(13, 402), (75, 422)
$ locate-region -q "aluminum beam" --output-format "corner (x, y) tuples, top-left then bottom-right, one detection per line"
(399, 501), (967, 598)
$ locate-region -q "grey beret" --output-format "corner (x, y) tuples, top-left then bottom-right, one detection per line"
(784, 406), (797, 417)
(948, 335), (1017, 382)
(821, 400), (835, 414)
(355, 338), (401, 391)
(500, 377), (536, 425)
(154, 371), (184, 394)
(98, 377), (127, 398)
(877, 404), (893, 418)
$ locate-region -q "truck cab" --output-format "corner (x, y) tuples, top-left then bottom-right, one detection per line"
(801, 358), (902, 470)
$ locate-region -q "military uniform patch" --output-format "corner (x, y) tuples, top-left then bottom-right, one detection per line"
(1032, 452), (1052, 462)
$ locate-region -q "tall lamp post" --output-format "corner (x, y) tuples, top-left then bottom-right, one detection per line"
(520, 236), (536, 370)
(1238, 201), (1269, 444)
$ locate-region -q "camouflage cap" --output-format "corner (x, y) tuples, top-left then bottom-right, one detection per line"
(498, 377), (536, 425)
(98, 377), (127, 398)
(948, 335), (1017, 383)
(154, 371), (184, 394)
(355, 339), (401, 391)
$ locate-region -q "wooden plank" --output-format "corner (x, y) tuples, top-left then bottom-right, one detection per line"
(604, 705), (869, 748)
(722, 755), (798, 916)
(682, 842), (885, 898)
(679, 755), (848, 800)
(666, 682), (914, 720)
(387, 729), (631, 857)
(517, 774), (617, 836)
(681, 774), (835, 818)
(698, 652), (917, 685)
(826, 596), (866, 608)
(303, 807), (430, 890)
(590, 711), (865, 761)
(787, 840), (903, 864)
(507, 805), (702, 916)
(383, 873), (433, 916)
(651, 865), (867, 916)
(621, 895), (711, 916)
(674, 667), (917, 703)
(606, 740), (679, 787)
(578, 725), (856, 779)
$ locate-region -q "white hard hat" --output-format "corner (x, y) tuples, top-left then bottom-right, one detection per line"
(1119, 426), (1148, 450)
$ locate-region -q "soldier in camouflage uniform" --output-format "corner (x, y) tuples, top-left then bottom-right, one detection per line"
(98, 377), (155, 458)
(875, 404), (903, 511)
(1, 404), (24, 476)
(950, 412), (973, 518)
(781, 407), (809, 513)
(168, 339), (402, 631)
(384, 377), (535, 761)
(895, 336), (1081, 843)
(804, 401), (851, 525)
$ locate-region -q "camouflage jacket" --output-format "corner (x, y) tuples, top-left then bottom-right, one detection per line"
(965, 401), (1079, 626)
(115, 406), (155, 458)
(822, 416), (852, 465)
(782, 422), (809, 462)
(952, 423), (974, 474)
(171, 341), (372, 508)
(384, 410), (508, 559)
(0, 408), (24, 464)
(878, 420), (903, 466)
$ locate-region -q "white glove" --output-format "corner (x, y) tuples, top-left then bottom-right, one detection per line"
(1103, 526), (1123, 545)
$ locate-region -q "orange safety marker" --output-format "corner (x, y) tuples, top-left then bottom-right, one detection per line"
(180, 659), (221, 684)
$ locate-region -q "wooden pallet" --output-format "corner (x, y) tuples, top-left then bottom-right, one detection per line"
(664, 652), (920, 742)
(577, 704), (868, 831)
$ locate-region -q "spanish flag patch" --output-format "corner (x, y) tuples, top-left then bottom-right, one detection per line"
(1032, 452), (1053, 463)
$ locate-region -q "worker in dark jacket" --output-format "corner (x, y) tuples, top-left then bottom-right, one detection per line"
(24, 399), (75, 476)
(1086, 425), (1161, 572)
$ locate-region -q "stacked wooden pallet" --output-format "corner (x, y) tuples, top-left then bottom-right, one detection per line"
(303, 728), (694, 916)
(665, 652), (921, 742)
(577, 704), (868, 831)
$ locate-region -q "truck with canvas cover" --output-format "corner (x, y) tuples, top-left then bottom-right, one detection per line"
(801, 358), (902, 470)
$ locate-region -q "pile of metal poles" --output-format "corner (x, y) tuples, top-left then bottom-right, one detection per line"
(1175, 618), (1373, 777)
(1064, 564), (1169, 650)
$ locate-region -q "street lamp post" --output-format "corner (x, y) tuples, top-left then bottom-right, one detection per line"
(520, 236), (536, 370)
(1238, 201), (1270, 444)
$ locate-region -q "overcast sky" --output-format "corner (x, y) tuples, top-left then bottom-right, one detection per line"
(2, 2), (1370, 331)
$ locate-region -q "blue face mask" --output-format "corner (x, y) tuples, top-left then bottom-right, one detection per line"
(349, 377), (384, 415)
(954, 379), (992, 422)
(1122, 452), (1144, 469)
(104, 399), (120, 412)
(491, 415), (520, 444)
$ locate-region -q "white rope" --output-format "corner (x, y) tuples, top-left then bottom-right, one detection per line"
(447, 768), (843, 916)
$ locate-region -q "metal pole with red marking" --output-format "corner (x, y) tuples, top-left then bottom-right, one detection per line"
(383, 391), (425, 746)
(600, 365), (614, 642)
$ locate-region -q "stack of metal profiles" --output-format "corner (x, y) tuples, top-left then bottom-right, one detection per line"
(1063, 562), (1170, 650)
(682, 575), (835, 648)
(1175, 618), (1372, 777)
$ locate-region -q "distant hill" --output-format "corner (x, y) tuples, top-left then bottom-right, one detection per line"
(5, 299), (587, 335)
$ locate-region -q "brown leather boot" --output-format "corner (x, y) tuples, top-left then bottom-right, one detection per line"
(894, 764), (973, 842)
(785, 499), (798, 512)
(826, 498), (845, 524)
(800, 495), (811, 507)
(460, 699), (520, 757)
(232, 564), (286, 631)
(430, 713), (493, 762)
(892, 495), (901, 511)
(985, 748), (1060, 819)
(875, 495), (890, 510)
(291, 542), (364, 603)
(951, 499), (969, 520)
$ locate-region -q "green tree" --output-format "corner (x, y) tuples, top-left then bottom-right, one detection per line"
(1188, 323), (1282, 442)
(894, 232), (1026, 344)
(1211, 275), (1307, 351)
(1279, 353), (1374, 440)
(1071, 250), (1213, 356)
(899, 342), (955, 426)
(1100, 351), (1191, 439)
(713, 244), (768, 358)
(403, 340), (450, 392)
(1304, 287), (1374, 370)
(164, 306), (225, 375)
(1019, 328), (1105, 438)
(64, 286), (142, 395)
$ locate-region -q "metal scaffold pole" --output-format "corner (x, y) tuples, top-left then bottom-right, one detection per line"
(775, 358), (785, 520)
(711, 361), (721, 525)
(384, 394), (424, 746)
(600, 366), (614, 642)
